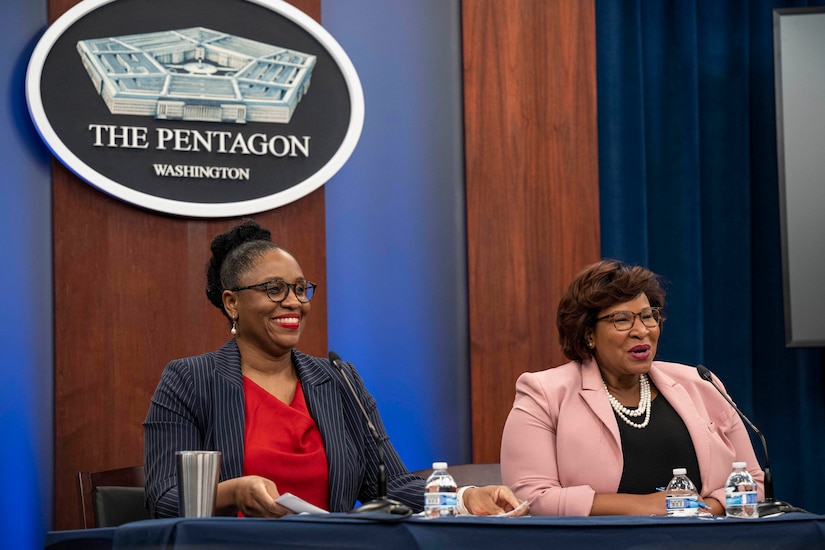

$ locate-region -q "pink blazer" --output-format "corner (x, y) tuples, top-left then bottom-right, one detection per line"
(500, 359), (765, 516)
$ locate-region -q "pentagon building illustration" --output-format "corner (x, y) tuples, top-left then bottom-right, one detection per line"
(76, 27), (317, 124)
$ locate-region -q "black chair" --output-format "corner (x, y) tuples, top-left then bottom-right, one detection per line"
(411, 463), (502, 487)
(77, 465), (152, 528)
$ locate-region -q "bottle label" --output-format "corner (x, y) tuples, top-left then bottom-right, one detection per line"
(424, 491), (457, 518)
(666, 495), (699, 516)
(425, 492), (458, 508)
(726, 491), (758, 506)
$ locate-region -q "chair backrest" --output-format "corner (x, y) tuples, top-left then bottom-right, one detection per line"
(77, 465), (151, 528)
(411, 463), (502, 487)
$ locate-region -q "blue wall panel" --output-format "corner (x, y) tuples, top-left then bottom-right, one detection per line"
(322, 0), (470, 472)
(1, 2), (53, 548)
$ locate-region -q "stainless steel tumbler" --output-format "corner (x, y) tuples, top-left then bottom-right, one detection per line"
(176, 450), (221, 518)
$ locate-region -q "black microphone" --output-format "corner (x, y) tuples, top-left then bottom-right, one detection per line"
(696, 364), (797, 516)
(329, 351), (411, 516)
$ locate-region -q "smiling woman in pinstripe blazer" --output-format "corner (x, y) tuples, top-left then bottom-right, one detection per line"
(144, 220), (527, 519)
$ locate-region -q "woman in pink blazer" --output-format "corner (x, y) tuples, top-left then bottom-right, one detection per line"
(500, 260), (764, 516)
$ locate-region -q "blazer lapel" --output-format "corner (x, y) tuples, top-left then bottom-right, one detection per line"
(212, 340), (246, 480)
(294, 352), (353, 512)
(648, 366), (712, 491)
(580, 359), (623, 450)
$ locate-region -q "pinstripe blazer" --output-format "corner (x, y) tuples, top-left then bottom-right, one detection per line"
(143, 339), (424, 517)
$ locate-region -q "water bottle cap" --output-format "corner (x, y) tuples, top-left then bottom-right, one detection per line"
(732, 461), (747, 468)
(672, 467), (687, 475)
(432, 461), (448, 470)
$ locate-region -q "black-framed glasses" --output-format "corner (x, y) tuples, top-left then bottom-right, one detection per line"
(230, 279), (317, 304)
(596, 307), (662, 331)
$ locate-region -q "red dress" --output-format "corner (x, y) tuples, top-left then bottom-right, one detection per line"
(242, 376), (330, 510)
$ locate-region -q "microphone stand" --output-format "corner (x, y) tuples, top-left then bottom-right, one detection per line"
(696, 365), (798, 516)
(329, 351), (412, 517)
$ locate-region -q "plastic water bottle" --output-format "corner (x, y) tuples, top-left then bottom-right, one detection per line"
(725, 462), (759, 518)
(665, 468), (700, 517)
(424, 462), (457, 518)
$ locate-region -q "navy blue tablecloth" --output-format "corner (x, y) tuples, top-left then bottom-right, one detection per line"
(45, 512), (825, 550)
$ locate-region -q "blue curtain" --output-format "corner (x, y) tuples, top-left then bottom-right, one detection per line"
(596, 0), (825, 513)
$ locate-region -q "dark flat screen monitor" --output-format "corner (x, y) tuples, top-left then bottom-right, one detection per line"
(773, 7), (825, 347)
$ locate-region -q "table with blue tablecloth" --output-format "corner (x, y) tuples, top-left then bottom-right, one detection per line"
(44, 512), (825, 550)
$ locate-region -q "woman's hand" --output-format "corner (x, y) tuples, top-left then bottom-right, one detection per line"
(701, 496), (724, 516)
(591, 491), (667, 516)
(462, 485), (529, 516)
(216, 475), (293, 518)
(591, 492), (723, 517)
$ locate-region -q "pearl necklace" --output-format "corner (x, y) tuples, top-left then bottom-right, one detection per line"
(603, 373), (651, 429)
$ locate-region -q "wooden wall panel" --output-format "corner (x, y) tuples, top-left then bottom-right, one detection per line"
(462, 0), (601, 462)
(49, 0), (323, 531)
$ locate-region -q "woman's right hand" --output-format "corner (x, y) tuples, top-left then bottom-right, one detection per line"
(216, 475), (293, 518)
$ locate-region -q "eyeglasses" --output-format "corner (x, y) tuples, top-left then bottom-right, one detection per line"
(230, 279), (317, 304)
(596, 307), (662, 331)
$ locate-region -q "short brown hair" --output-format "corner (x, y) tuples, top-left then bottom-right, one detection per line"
(557, 259), (666, 362)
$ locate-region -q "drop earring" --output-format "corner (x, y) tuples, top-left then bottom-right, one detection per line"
(231, 320), (237, 335)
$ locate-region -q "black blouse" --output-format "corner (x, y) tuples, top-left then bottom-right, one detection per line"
(615, 393), (702, 494)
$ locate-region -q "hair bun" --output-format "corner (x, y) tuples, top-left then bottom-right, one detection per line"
(205, 219), (272, 310)
(232, 219), (272, 245)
